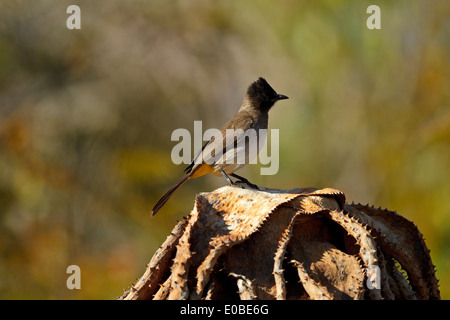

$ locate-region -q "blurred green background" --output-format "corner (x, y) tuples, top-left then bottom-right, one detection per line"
(0, 0), (449, 299)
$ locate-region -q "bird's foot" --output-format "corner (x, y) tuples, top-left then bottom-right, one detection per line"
(234, 179), (260, 190)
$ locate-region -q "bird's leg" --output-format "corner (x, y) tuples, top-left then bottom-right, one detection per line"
(230, 173), (260, 190)
(219, 169), (235, 186)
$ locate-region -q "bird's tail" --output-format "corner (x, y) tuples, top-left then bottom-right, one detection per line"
(151, 173), (191, 216)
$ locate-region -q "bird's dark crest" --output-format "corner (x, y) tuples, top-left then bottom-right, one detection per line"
(246, 77), (278, 102)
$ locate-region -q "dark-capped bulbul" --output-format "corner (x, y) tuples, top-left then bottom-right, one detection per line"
(151, 77), (288, 215)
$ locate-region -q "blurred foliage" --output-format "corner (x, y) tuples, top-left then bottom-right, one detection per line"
(0, 0), (449, 299)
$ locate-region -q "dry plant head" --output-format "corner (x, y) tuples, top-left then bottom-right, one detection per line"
(121, 186), (440, 300)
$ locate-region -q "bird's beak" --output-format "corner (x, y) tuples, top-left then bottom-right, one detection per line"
(275, 94), (289, 101)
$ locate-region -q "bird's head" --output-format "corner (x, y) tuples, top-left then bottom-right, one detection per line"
(246, 77), (288, 112)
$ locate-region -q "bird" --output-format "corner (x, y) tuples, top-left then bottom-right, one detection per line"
(151, 77), (288, 215)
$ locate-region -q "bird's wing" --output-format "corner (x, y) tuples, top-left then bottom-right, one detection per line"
(198, 111), (257, 166)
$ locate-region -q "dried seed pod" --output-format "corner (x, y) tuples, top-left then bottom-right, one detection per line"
(119, 186), (440, 300)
